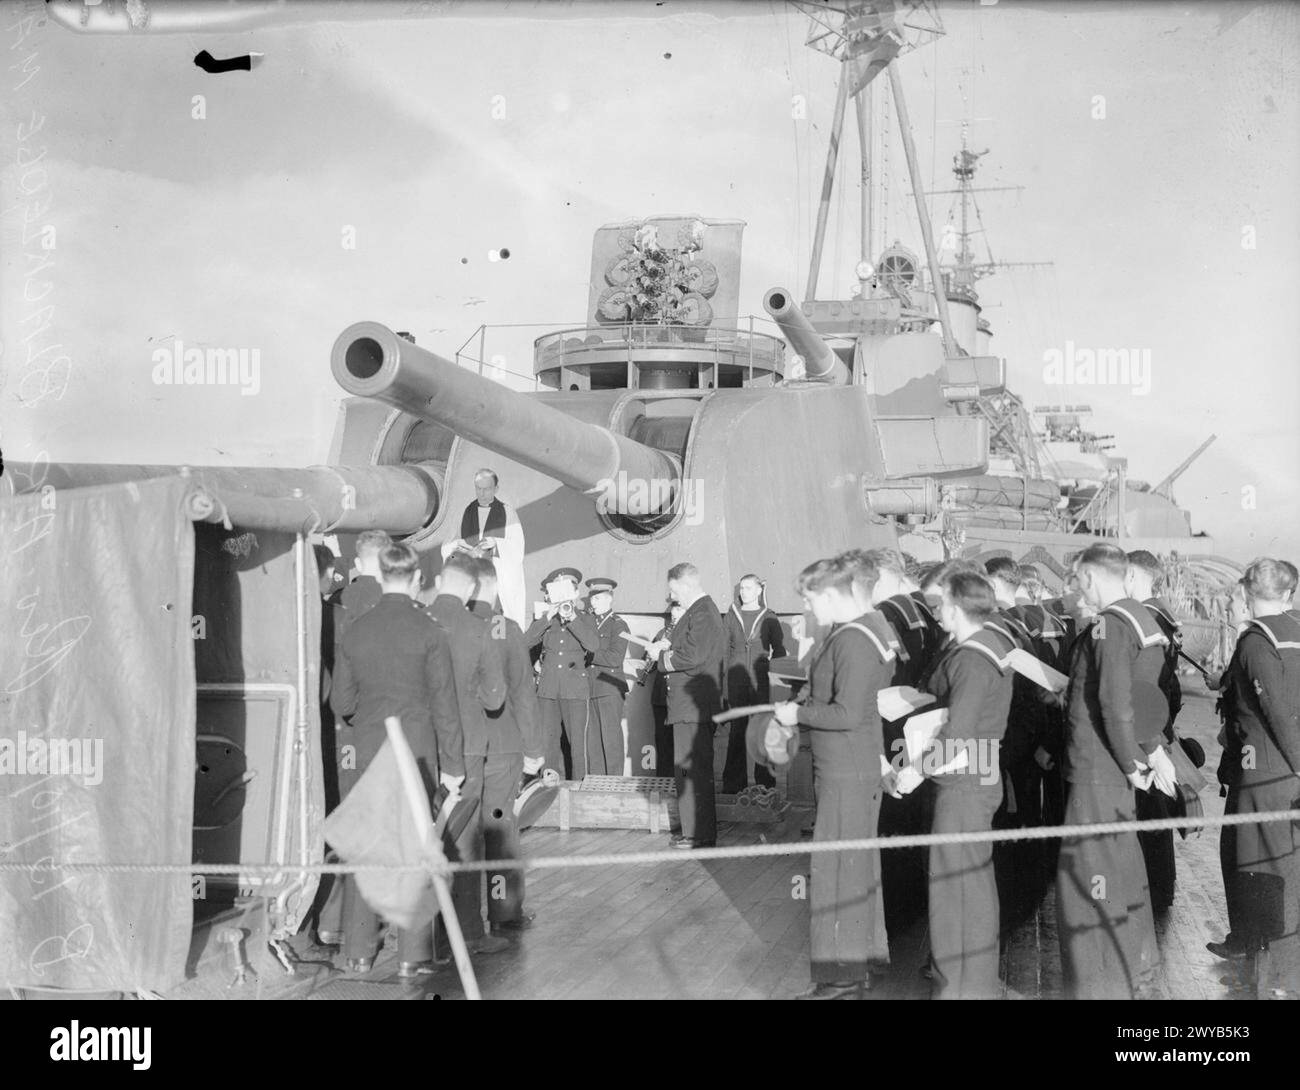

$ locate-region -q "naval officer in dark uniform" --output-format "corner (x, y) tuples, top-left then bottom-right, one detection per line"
(336, 530), (390, 649)
(584, 577), (631, 776)
(646, 563), (725, 849)
(1056, 543), (1171, 999)
(1210, 558), (1300, 997)
(773, 554), (894, 999)
(328, 543), (465, 972)
(468, 557), (546, 934)
(421, 551), (510, 967)
(525, 567), (600, 780)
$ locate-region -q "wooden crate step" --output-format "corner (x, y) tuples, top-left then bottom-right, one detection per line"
(530, 778), (792, 832)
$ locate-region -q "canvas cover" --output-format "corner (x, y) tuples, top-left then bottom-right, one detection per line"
(0, 475), (197, 992)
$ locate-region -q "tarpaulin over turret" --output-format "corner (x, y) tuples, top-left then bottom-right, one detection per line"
(0, 476), (197, 992)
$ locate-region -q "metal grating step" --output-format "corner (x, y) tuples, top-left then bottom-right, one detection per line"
(578, 775), (677, 795)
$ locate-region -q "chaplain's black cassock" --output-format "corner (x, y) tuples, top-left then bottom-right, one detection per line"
(1216, 609), (1300, 995)
(796, 613), (895, 985)
(1056, 598), (1167, 999)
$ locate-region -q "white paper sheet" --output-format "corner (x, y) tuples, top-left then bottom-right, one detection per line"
(1007, 648), (1068, 693)
(877, 685), (937, 721)
(902, 707), (949, 766)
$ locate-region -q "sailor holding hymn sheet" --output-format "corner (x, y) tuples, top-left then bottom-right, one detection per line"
(442, 468), (527, 626)
(772, 554), (893, 999)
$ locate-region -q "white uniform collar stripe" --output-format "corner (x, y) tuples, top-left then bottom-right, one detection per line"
(1103, 602), (1168, 647)
(960, 638), (1009, 671)
(830, 620), (896, 663)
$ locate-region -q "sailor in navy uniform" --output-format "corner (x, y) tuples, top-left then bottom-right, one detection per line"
(1210, 559), (1300, 997)
(525, 567), (600, 780)
(773, 555), (894, 999)
(1127, 549), (1181, 912)
(584, 577), (631, 776)
(839, 549), (928, 920)
(910, 570), (1014, 998)
(983, 606), (1050, 923)
(1055, 543), (1173, 999)
(722, 574), (786, 793)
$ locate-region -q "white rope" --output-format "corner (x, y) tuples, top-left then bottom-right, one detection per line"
(1, 807), (1295, 877)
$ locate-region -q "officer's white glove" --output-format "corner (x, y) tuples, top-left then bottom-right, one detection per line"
(894, 766), (924, 797)
(772, 701), (799, 727)
(522, 755), (544, 775)
(1148, 745), (1178, 798)
(1127, 764), (1153, 792)
(440, 772), (465, 798)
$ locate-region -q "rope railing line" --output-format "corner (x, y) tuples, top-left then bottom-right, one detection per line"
(1, 807), (1297, 877)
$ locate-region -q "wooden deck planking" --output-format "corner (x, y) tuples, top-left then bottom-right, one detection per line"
(301, 675), (1243, 1001)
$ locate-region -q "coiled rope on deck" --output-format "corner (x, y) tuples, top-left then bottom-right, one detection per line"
(1, 807), (1297, 877)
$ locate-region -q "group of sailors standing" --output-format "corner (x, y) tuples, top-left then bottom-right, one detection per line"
(777, 545), (1299, 1001)
(309, 466), (1298, 999)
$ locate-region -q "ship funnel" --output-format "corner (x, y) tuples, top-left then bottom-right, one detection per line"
(763, 288), (851, 385)
(331, 322), (681, 516)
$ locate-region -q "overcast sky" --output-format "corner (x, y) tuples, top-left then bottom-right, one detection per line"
(2, 0), (1297, 558)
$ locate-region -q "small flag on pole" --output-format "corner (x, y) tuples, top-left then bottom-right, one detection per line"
(322, 722), (444, 933)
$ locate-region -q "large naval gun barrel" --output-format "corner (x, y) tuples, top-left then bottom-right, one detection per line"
(3, 461), (439, 534)
(331, 322), (681, 513)
(763, 287), (851, 385)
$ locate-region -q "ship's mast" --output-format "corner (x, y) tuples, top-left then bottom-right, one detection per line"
(921, 121), (1052, 299)
(795, 1), (952, 352)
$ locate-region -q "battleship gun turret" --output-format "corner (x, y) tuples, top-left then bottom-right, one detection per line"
(762, 287), (851, 385)
(331, 322), (681, 516)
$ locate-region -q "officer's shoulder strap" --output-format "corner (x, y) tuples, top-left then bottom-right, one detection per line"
(1242, 613), (1300, 652)
(956, 629), (1011, 673)
(1101, 599), (1169, 647)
